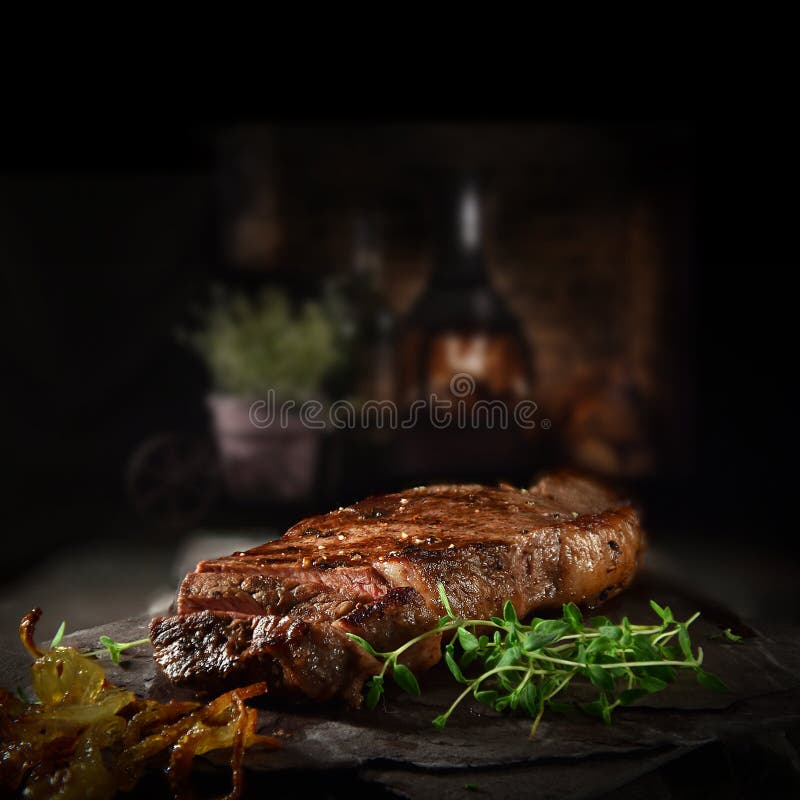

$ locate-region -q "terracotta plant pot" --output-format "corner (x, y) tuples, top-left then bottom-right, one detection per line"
(207, 394), (320, 503)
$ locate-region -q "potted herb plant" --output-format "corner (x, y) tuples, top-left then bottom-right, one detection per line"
(185, 287), (342, 503)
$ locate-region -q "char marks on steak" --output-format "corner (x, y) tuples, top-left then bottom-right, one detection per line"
(151, 473), (645, 703)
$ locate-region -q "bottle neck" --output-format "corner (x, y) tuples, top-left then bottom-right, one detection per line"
(430, 182), (489, 289)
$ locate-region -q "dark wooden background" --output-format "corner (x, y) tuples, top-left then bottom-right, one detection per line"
(0, 121), (795, 622)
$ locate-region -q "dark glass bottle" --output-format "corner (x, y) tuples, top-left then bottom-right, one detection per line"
(397, 179), (533, 406)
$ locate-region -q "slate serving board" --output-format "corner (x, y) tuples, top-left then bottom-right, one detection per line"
(3, 571), (800, 798)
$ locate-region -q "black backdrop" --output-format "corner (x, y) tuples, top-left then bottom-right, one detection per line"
(0, 121), (795, 581)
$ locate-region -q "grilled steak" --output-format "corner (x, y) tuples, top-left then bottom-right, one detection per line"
(151, 473), (645, 704)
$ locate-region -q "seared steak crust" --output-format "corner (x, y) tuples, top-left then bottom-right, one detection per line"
(150, 610), (380, 706)
(151, 473), (645, 703)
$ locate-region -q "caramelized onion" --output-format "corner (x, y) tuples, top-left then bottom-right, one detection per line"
(1, 611), (280, 799)
(19, 607), (44, 658)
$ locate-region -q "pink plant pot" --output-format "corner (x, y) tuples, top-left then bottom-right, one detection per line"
(207, 394), (320, 503)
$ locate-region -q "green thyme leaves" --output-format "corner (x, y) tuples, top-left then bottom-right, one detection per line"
(350, 583), (728, 736)
(49, 621), (66, 649)
(84, 635), (151, 664)
(711, 627), (744, 643)
(346, 634), (379, 658)
(393, 663), (421, 696)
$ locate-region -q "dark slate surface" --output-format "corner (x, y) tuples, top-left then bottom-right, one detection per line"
(3, 572), (800, 798)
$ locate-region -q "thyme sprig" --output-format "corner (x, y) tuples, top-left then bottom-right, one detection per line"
(37, 619), (151, 664)
(84, 635), (151, 664)
(347, 584), (726, 735)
